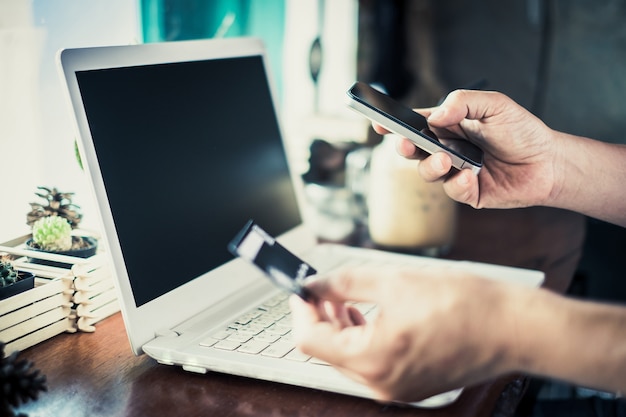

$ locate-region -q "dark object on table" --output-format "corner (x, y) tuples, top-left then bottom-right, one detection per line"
(301, 139), (362, 186)
(0, 341), (47, 417)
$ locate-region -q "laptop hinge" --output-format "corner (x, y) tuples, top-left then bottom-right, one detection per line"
(155, 328), (179, 338)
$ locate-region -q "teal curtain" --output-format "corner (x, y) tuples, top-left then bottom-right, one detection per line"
(141, 0), (285, 99)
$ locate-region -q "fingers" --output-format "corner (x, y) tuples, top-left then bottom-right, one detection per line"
(395, 137), (456, 183)
(393, 135), (479, 203)
(372, 122), (389, 136)
(304, 266), (382, 304)
(318, 300), (365, 329)
(372, 95), (484, 205)
(395, 137), (427, 159)
(289, 295), (373, 369)
(289, 296), (365, 333)
(289, 269), (375, 361)
(348, 305), (367, 326)
(417, 153), (453, 181)
(442, 169), (480, 207)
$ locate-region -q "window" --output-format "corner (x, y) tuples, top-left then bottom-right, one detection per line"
(141, 0), (285, 98)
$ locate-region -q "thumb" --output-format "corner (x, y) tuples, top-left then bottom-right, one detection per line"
(427, 89), (508, 127)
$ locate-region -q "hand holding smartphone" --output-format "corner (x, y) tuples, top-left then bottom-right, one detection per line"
(228, 220), (316, 301)
(346, 81), (484, 174)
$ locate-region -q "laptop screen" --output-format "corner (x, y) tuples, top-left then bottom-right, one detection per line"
(75, 55), (300, 307)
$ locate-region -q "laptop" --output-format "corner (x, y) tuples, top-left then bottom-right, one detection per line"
(57, 37), (544, 408)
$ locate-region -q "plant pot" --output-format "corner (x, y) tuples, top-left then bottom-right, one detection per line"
(26, 236), (98, 268)
(0, 271), (35, 300)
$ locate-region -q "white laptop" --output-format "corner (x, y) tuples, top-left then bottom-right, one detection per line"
(57, 37), (544, 408)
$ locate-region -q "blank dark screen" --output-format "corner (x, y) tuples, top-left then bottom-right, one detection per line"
(76, 55), (300, 307)
(350, 82), (484, 164)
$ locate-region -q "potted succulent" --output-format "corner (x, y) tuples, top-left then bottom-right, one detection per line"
(25, 186), (97, 268)
(0, 257), (35, 301)
(26, 186), (83, 228)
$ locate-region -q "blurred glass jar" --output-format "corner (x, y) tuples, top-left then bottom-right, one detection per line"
(367, 135), (457, 255)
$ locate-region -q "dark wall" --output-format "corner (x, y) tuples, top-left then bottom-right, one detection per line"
(432, 0), (626, 302)
(358, 0), (626, 302)
(431, 0), (626, 145)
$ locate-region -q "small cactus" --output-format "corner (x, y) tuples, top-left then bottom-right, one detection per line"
(32, 216), (73, 252)
(0, 259), (19, 288)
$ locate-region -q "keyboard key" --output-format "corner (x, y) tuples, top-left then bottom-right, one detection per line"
(263, 312), (286, 321)
(254, 332), (281, 344)
(210, 330), (233, 340)
(237, 324), (265, 336)
(261, 342), (294, 358)
(235, 310), (263, 325)
(227, 323), (245, 331)
(238, 340), (270, 355)
(309, 357), (331, 366)
(226, 333), (253, 343)
(262, 295), (285, 308)
(254, 317), (276, 328)
(214, 340), (241, 351)
(275, 316), (292, 326)
(199, 337), (218, 347)
(207, 290), (379, 363)
(285, 349), (311, 362)
(235, 316), (252, 325)
(265, 324), (290, 336)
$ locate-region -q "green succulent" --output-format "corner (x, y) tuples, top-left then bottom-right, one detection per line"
(0, 259), (19, 288)
(32, 216), (73, 252)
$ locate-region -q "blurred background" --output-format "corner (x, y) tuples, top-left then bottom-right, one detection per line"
(1, 0), (625, 407)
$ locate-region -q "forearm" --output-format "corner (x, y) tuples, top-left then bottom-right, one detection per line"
(509, 287), (626, 394)
(548, 131), (626, 227)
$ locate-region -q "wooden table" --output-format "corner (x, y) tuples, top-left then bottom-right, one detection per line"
(15, 205), (586, 417)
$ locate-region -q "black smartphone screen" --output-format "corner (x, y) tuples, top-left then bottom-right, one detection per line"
(350, 82), (432, 135)
(228, 220), (316, 301)
(348, 82), (484, 167)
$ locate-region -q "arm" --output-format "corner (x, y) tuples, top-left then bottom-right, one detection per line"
(382, 90), (626, 227)
(546, 131), (626, 227)
(289, 267), (626, 402)
(514, 285), (626, 395)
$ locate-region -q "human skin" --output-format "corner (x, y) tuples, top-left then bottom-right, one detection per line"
(291, 266), (626, 402)
(289, 90), (626, 402)
(389, 90), (626, 227)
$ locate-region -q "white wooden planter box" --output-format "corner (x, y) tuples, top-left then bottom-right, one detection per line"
(0, 275), (74, 356)
(72, 261), (119, 332)
(0, 233), (120, 355)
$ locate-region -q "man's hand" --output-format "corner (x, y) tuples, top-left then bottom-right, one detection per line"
(375, 90), (559, 210)
(289, 265), (523, 402)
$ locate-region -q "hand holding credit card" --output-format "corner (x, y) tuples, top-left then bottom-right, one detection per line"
(228, 220), (317, 301)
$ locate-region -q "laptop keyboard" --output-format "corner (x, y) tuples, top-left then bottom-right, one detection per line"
(198, 292), (376, 365)
(198, 252), (433, 363)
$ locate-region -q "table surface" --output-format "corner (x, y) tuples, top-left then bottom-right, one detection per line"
(16, 205), (586, 417)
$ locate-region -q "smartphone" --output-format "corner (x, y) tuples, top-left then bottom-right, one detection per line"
(346, 81), (484, 173)
(228, 220), (316, 301)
